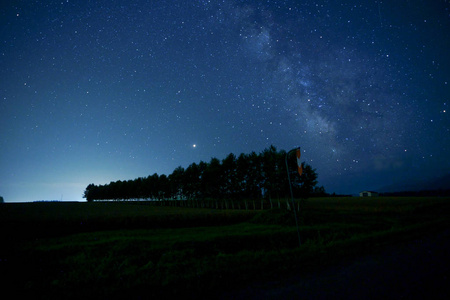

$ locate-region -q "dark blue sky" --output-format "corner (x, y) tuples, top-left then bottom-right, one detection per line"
(1, 0), (449, 202)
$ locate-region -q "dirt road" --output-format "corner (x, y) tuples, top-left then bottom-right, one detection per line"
(222, 229), (450, 299)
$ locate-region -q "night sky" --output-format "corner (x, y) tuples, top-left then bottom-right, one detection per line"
(1, 1), (449, 202)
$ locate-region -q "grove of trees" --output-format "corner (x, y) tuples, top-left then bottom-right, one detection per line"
(83, 146), (325, 202)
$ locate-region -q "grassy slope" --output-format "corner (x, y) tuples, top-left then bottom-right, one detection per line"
(1, 197), (449, 298)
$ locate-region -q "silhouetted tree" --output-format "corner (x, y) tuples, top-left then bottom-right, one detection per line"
(157, 175), (170, 200)
(203, 157), (222, 198)
(183, 162), (201, 199)
(222, 153), (238, 198)
(312, 185), (327, 197)
(246, 151), (263, 199)
(298, 163), (318, 197)
(261, 145), (279, 201)
(147, 173), (160, 199)
(169, 166), (185, 200)
(235, 153), (250, 199)
(83, 184), (96, 202)
(275, 149), (289, 198)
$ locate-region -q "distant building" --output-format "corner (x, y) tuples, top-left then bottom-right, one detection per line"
(359, 191), (379, 197)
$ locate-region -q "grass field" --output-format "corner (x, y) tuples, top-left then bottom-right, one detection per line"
(1, 197), (449, 298)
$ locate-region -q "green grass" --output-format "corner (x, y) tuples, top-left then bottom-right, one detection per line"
(1, 197), (449, 298)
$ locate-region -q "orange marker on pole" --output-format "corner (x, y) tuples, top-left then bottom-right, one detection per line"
(296, 148), (302, 176)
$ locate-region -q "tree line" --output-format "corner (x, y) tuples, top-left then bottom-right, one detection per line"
(83, 146), (325, 202)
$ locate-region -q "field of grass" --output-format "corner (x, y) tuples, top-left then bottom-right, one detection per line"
(1, 197), (449, 298)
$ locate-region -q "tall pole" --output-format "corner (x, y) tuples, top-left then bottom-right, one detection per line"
(286, 147), (301, 247)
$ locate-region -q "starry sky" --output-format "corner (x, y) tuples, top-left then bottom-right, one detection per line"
(1, 0), (449, 202)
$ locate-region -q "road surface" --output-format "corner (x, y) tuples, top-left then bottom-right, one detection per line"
(221, 229), (450, 299)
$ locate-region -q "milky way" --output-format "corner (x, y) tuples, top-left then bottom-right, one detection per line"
(1, 0), (449, 201)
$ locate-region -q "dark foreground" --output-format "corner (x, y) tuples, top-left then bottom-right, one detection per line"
(223, 229), (450, 299)
(1, 198), (449, 299)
